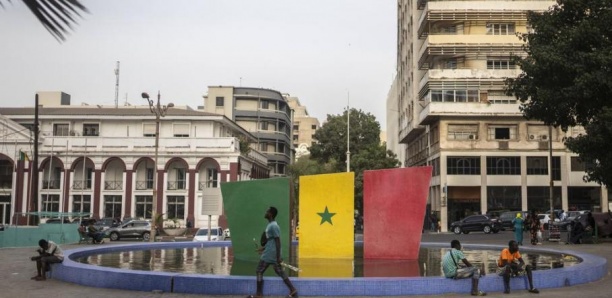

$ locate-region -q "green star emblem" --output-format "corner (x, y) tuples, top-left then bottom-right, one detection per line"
(317, 206), (336, 225)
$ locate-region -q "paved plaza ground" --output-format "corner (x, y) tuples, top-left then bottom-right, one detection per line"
(2, 231), (610, 298)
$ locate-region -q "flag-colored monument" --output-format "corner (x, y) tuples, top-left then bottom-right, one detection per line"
(363, 166), (432, 259)
(298, 172), (354, 259)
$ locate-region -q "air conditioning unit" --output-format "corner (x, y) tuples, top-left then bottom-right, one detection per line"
(468, 134), (477, 140)
(540, 135), (549, 141)
(529, 134), (536, 140)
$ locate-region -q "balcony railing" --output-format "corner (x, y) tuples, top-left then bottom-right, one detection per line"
(104, 181), (123, 190)
(42, 180), (61, 189)
(198, 181), (218, 190)
(72, 181), (92, 190)
(167, 180), (186, 190)
(135, 180), (154, 190)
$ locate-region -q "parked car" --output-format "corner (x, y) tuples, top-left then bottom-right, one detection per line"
(553, 210), (590, 231)
(538, 214), (561, 229)
(105, 220), (153, 241)
(498, 211), (529, 231)
(450, 215), (501, 234)
(193, 227), (225, 242)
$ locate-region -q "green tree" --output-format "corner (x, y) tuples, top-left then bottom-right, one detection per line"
(506, 0), (612, 186)
(310, 108), (400, 211)
(2, 0), (88, 41)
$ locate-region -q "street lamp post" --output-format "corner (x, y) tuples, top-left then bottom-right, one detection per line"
(142, 91), (173, 242)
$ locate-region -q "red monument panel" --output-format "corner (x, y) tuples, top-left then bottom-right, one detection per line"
(363, 166), (432, 259)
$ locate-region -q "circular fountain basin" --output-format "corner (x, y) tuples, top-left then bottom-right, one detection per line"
(52, 241), (607, 296)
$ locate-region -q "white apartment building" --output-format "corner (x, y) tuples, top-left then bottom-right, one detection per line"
(286, 96), (320, 159)
(0, 92), (269, 228)
(391, 0), (609, 231)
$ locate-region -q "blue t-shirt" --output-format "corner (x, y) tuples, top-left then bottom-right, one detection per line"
(261, 220), (281, 263)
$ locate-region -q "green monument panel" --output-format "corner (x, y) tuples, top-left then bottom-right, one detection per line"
(221, 177), (292, 262)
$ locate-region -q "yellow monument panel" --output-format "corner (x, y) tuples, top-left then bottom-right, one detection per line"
(298, 172), (354, 259)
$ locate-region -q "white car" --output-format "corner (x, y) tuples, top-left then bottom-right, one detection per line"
(538, 214), (560, 228)
(193, 227), (225, 242)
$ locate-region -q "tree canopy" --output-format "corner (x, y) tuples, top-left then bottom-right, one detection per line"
(506, 0), (612, 186)
(309, 108), (400, 210)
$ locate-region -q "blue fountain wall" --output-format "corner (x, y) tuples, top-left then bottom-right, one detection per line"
(52, 242), (607, 296)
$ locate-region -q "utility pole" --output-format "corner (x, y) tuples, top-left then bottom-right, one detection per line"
(30, 94), (40, 225)
(346, 91), (350, 173)
(114, 61), (120, 108)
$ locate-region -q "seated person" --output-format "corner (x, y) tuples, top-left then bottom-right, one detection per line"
(87, 220), (105, 244)
(497, 240), (539, 294)
(442, 239), (486, 296)
(30, 239), (63, 281)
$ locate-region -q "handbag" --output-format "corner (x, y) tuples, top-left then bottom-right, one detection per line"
(536, 230), (543, 240)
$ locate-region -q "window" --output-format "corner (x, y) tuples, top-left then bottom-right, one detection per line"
(143, 123), (156, 137)
(487, 157), (521, 175)
(447, 157), (480, 175)
(215, 97), (224, 107)
(206, 168), (218, 188)
(571, 157), (595, 172)
(146, 168), (154, 189)
(487, 59), (516, 70)
(259, 142), (267, 151)
(173, 124), (189, 137)
(293, 135), (298, 141)
(552, 156), (561, 181)
(261, 100), (269, 109)
(430, 90), (479, 102)
(72, 195), (91, 213)
(167, 196), (185, 219)
(447, 124), (478, 140)
(444, 59), (457, 69)
(278, 143), (285, 154)
(176, 168), (186, 189)
(104, 195), (122, 218)
(83, 124), (99, 136)
(527, 157), (548, 175)
(42, 194), (60, 213)
(260, 122), (269, 131)
(135, 195), (153, 219)
(488, 125), (517, 140)
(53, 123), (69, 136)
(311, 125), (317, 130)
(486, 23), (515, 35)
(487, 186), (521, 211)
(293, 125), (299, 131)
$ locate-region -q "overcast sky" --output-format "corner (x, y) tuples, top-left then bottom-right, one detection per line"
(0, 0), (396, 126)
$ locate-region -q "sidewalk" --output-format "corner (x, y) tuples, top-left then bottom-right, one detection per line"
(2, 235), (610, 298)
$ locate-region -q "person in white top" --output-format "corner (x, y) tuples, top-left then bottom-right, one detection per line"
(30, 239), (64, 281)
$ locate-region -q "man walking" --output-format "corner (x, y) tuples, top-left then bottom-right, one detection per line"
(247, 207), (297, 298)
(442, 239), (486, 296)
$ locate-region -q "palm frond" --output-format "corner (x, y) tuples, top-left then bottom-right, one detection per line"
(21, 0), (89, 42)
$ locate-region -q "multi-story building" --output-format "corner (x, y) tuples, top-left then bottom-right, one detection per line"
(203, 86), (293, 176)
(0, 92), (269, 228)
(392, 0), (609, 231)
(286, 96), (320, 159)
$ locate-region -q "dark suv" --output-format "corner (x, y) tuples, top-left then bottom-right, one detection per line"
(451, 215), (501, 234)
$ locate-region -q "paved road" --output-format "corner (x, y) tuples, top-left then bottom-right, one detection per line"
(2, 231), (610, 298)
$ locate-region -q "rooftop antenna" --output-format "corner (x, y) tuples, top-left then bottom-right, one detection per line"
(114, 61), (120, 108)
